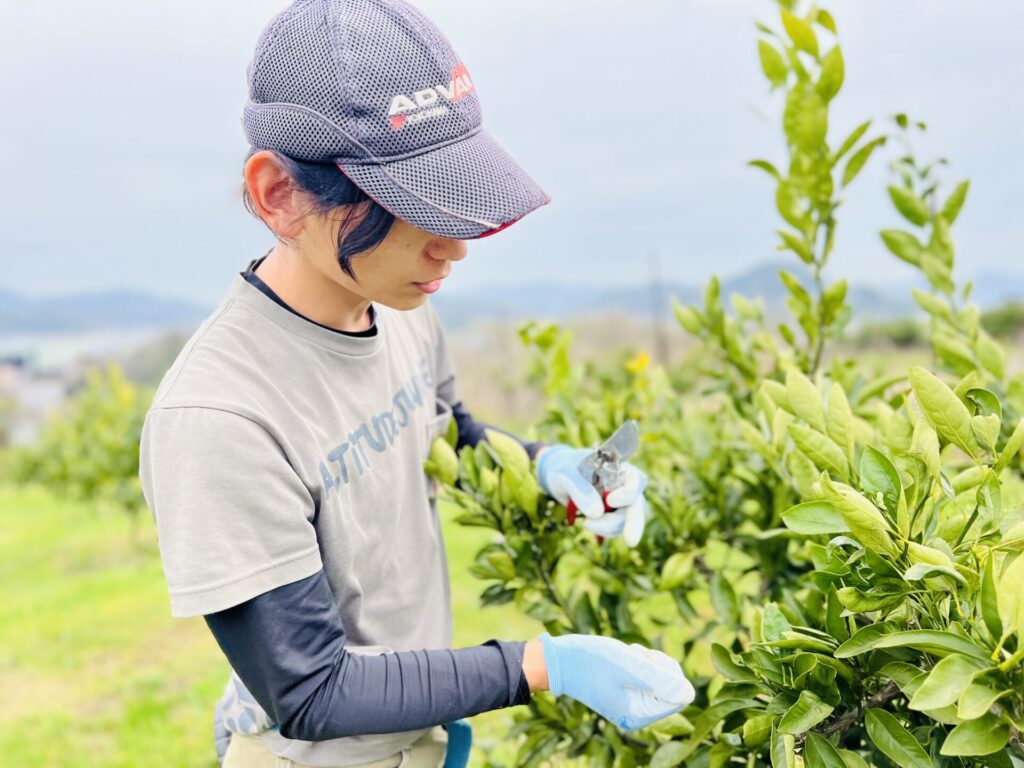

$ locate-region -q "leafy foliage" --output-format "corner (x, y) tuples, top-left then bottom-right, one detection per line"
(427, 2), (1024, 765)
(8, 364), (150, 514)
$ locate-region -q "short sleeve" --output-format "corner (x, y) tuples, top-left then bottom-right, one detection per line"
(139, 406), (322, 617)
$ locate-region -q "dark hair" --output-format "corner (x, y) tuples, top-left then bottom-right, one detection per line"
(241, 151), (396, 278)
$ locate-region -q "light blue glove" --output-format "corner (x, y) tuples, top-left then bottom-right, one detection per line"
(539, 633), (694, 732)
(535, 444), (649, 546)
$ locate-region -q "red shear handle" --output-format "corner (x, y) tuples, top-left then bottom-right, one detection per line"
(566, 491), (614, 526)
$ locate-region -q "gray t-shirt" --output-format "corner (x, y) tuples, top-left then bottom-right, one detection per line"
(139, 272), (460, 764)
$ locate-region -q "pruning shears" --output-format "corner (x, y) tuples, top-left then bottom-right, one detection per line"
(565, 419), (640, 532)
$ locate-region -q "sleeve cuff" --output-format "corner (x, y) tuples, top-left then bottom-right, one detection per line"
(512, 668), (532, 705)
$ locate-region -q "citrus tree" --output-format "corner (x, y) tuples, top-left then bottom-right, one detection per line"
(8, 364), (150, 515)
(427, 2), (1024, 765)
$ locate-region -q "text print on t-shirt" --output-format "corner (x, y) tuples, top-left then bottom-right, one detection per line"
(318, 356), (434, 495)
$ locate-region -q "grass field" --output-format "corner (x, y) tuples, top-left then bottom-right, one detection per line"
(0, 484), (541, 767)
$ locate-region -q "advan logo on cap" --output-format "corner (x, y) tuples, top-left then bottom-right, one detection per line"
(387, 64), (475, 131)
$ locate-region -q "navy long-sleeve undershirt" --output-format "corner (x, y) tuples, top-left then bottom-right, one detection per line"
(204, 570), (532, 742)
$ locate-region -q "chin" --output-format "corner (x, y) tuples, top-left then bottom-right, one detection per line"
(377, 290), (431, 312)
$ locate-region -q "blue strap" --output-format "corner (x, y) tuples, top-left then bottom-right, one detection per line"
(442, 720), (472, 768)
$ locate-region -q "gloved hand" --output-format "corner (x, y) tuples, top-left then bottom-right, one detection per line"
(539, 633), (694, 732)
(535, 444), (649, 546)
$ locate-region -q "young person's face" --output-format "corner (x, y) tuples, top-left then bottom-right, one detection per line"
(302, 203), (468, 311)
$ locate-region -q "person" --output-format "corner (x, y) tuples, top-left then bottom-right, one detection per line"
(138, 1), (695, 766)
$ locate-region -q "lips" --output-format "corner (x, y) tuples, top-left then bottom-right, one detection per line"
(413, 275), (447, 294)
(413, 266), (450, 293)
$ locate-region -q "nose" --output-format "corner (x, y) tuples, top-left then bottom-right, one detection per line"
(427, 237), (468, 263)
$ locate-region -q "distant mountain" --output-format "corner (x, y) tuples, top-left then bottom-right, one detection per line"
(0, 287), (210, 334)
(432, 261), (924, 330)
(3, 261), (1022, 336)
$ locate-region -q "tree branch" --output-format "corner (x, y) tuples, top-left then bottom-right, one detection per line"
(820, 682), (901, 738)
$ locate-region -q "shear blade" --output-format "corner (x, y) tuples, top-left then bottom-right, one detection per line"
(575, 419), (639, 491)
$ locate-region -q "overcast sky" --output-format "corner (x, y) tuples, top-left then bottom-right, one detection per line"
(1, 1), (1021, 306)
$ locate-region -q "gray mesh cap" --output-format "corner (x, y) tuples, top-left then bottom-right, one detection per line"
(243, 0), (550, 239)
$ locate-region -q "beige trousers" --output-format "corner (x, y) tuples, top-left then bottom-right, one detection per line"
(223, 727), (448, 768)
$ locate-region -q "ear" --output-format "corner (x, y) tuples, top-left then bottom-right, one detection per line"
(243, 151), (306, 239)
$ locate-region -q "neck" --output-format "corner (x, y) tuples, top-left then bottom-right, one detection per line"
(254, 244), (373, 333)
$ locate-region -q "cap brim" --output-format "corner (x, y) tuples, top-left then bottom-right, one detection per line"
(336, 129), (550, 240)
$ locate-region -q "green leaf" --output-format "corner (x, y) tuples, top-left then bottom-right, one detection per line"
(672, 300), (703, 335)
(958, 683), (1011, 721)
(995, 418), (1024, 472)
(907, 541), (954, 569)
(786, 369), (826, 432)
(651, 741), (688, 768)
(427, 436), (459, 486)
(864, 709), (932, 768)
(805, 733), (847, 768)
(763, 602), (793, 642)
(873, 630), (987, 660)
(781, 9), (819, 56)
(660, 552), (693, 591)
(977, 470), (1001, 519)
(981, 557), (1003, 641)
(683, 699), (761, 759)
(976, 329), (1006, 380)
(743, 714), (774, 748)
(825, 587), (849, 642)
(814, 9), (837, 33)
(888, 185), (931, 227)
(484, 429), (530, 476)
(921, 251), (955, 295)
(836, 585), (905, 612)
(710, 573), (738, 625)
(711, 643), (759, 683)
(817, 46), (844, 101)
(837, 750), (869, 768)
(486, 429), (539, 516)
(444, 412), (459, 447)
(907, 653), (988, 711)
(880, 662), (926, 691)
(940, 713), (1009, 757)
(930, 216), (955, 266)
(771, 728), (797, 768)
(790, 424), (850, 479)
(822, 280), (847, 324)
(997, 552), (1024, 641)
(908, 366), (980, 458)
(833, 120), (871, 164)
(820, 475), (897, 556)
(859, 446), (902, 517)
(940, 180), (970, 225)
(750, 159), (782, 180)
(834, 623), (895, 658)
(903, 563), (967, 586)
(911, 288), (952, 320)
(842, 136), (886, 187)
(780, 270), (813, 308)
(826, 383), (853, 459)
(778, 229), (815, 264)
(764, 379), (792, 412)
(881, 229), (924, 266)
(775, 182), (808, 230)
(836, 628), (985, 660)
(782, 501), (850, 535)
(758, 40), (789, 88)
(933, 330), (974, 373)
